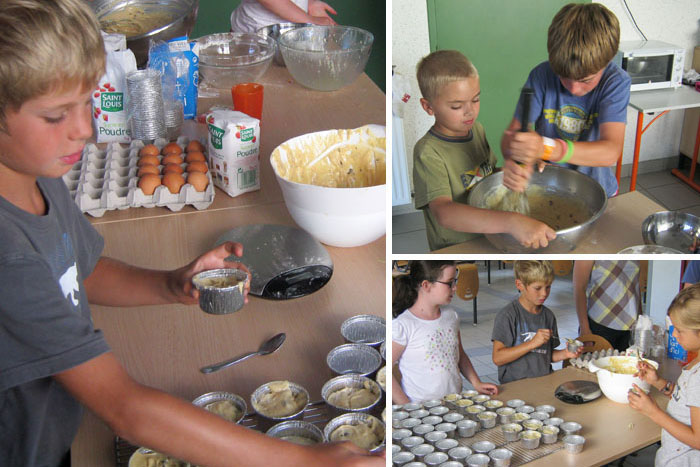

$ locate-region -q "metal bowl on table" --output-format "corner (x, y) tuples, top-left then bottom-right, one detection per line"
(90, 0), (198, 67)
(467, 165), (607, 253)
(642, 211), (700, 253)
(257, 22), (313, 66)
(278, 25), (374, 91)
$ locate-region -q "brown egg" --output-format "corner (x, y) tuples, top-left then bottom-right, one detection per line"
(162, 142), (183, 156)
(163, 163), (184, 175)
(138, 154), (160, 167)
(186, 140), (205, 153)
(187, 160), (209, 173)
(185, 151), (206, 163)
(187, 171), (209, 192)
(161, 154), (184, 166)
(137, 165), (160, 177)
(138, 174), (161, 195)
(162, 172), (185, 194)
(139, 144), (160, 158)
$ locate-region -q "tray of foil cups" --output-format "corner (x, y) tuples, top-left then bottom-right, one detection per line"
(251, 380), (310, 431)
(323, 412), (385, 453)
(340, 314), (386, 347)
(266, 420), (325, 445)
(192, 391), (247, 424)
(321, 374), (382, 418)
(126, 69), (166, 141)
(327, 343), (382, 377)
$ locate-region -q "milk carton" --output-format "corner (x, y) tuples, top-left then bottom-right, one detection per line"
(205, 108), (260, 197)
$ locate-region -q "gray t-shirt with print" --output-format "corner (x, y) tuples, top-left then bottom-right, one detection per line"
(0, 177), (109, 467)
(656, 364), (700, 466)
(491, 299), (560, 384)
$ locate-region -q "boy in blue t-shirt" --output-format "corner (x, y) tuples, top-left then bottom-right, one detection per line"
(501, 3), (630, 197)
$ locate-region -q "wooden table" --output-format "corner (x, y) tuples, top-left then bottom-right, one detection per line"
(71, 65), (385, 465)
(433, 191), (665, 254)
(494, 366), (668, 467)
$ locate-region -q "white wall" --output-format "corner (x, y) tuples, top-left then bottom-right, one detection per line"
(392, 1), (700, 210)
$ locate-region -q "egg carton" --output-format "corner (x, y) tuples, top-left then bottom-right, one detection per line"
(62, 136), (214, 217)
(569, 348), (620, 370)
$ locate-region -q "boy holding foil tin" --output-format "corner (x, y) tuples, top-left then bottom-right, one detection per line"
(0, 1), (382, 467)
(500, 3), (630, 197)
(413, 50), (555, 251)
(491, 261), (581, 384)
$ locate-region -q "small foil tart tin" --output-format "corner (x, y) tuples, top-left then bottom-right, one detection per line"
(496, 407), (516, 424)
(266, 420), (325, 445)
(192, 391), (247, 424)
(511, 412), (531, 423)
(466, 453), (490, 466)
(461, 390), (479, 399)
(323, 412), (385, 453)
(522, 419), (544, 431)
(393, 429), (413, 441)
(517, 405), (535, 414)
(530, 411), (549, 421)
(391, 445), (401, 455)
(506, 399), (525, 409)
(393, 410), (410, 424)
(560, 421), (582, 436)
(566, 339), (584, 353)
(477, 411), (497, 429)
(410, 409), (430, 419)
(539, 425), (560, 444)
(443, 412), (464, 424)
(465, 404), (486, 421)
(423, 451), (449, 466)
(519, 430), (542, 449)
(563, 434), (586, 453)
(472, 394), (491, 404)
(434, 422), (457, 438)
(423, 399), (443, 409)
(501, 423), (523, 442)
(401, 418), (422, 430)
(439, 462), (463, 467)
(443, 393), (463, 403)
(392, 451), (415, 466)
(192, 268), (248, 315)
(454, 398), (475, 414)
(400, 435), (424, 449)
(489, 448), (513, 467)
(413, 424), (435, 436)
(536, 404), (556, 415)
(403, 402), (423, 411)
(483, 399), (504, 410)
(327, 343), (382, 377)
(544, 417), (564, 427)
(424, 430), (447, 444)
(456, 419), (478, 438)
(448, 446), (472, 462)
(429, 406), (449, 416)
(422, 415), (443, 426)
(434, 438), (459, 452)
(410, 444), (435, 461)
(341, 314), (386, 347)
(471, 440), (495, 454)
(251, 381), (309, 431)
(321, 374), (381, 417)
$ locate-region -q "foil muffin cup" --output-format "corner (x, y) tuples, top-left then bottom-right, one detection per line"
(423, 431), (447, 444)
(423, 399), (442, 409)
(501, 423), (523, 442)
(439, 462), (462, 467)
(422, 415), (443, 426)
(192, 268), (248, 315)
(447, 446), (472, 462)
(429, 406), (449, 416)
(434, 438), (459, 452)
(251, 381), (309, 431)
(466, 453), (490, 467)
(456, 419), (478, 438)
(489, 448), (513, 467)
(522, 419), (543, 431)
(400, 435), (424, 450)
(560, 421), (582, 436)
(443, 412), (464, 424)
(401, 418), (421, 430)
(471, 394), (491, 404)
(266, 420), (325, 445)
(409, 409), (430, 419)
(483, 399), (504, 410)
(423, 451), (448, 466)
(496, 407), (515, 424)
(506, 399), (525, 409)
(403, 402), (423, 411)
(380, 340), (386, 361)
(192, 391), (247, 424)
(461, 390), (479, 399)
(544, 417), (563, 427)
(413, 424), (435, 436)
(477, 411), (497, 429)
(530, 411), (549, 421)
(327, 343), (382, 377)
(410, 444), (435, 462)
(434, 422), (457, 439)
(393, 451), (416, 466)
(321, 374), (381, 417)
(323, 412), (385, 453)
(392, 445), (401, 456)
(563, 434), (586, 453)
(536, 404), (556, 416)
(341, 314), (386, 347)
(519, 430), (542, 449)
(539, 425), (560, 444)
(566, 339), (584, 353)
(393, 429), (412, 441)
(517, 405), (535, 414)
(471, 440), (495, 454)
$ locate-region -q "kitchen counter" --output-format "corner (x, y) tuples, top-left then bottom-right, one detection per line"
(491, 366), (668, 467)
(433, 191), (666, 254)
(71, 65), (385, 465)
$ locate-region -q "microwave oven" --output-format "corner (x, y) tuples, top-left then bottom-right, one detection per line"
(614, 40), (685, 91)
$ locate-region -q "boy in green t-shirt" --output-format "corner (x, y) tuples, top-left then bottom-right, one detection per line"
(413, 50), (555, 251)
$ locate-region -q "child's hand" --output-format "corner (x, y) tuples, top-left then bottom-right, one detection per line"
(171, 242), (251, 305)
(307, 442), (384, 467)
(563, 345), (583, 360)
(309, 0), (337, 25)
(475, 381), (499, 396)
(628, 383), (659, 417)
(508, 215), (556, 249)
(635, 360), (660, 386)
(531, 328), (553, 347)
(502, 158), (533, 192)
(504, 130), (543, 167)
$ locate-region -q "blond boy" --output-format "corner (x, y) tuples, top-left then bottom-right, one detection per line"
(413, 50), (555, 251)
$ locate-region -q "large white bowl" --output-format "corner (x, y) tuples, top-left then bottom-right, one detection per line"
(588, 355), (658, 404)
(270, 125), (386, 247)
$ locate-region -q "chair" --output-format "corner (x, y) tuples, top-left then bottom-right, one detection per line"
(562, 333), (613, 368)
(455, 263), (479, 325)
(552, 260), (573, 276)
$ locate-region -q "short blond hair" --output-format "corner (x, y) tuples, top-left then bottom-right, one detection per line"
(668, 284), (700, 331)
(0, 0), (105, 131)
(547, 3), (620, 80)
(514, 260), (554, 286)
(416, 50), (478, 102)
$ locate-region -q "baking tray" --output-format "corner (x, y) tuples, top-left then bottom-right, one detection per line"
(459, 425), (564, 466)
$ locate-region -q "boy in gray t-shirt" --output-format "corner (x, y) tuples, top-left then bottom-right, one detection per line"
(492, 261), (580, 384)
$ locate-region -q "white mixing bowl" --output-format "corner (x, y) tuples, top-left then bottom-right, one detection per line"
(270, 125), (386, 247)
(588, 355), (658, 404)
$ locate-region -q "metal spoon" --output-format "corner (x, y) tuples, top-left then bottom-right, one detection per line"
(200, 332), (286, 374)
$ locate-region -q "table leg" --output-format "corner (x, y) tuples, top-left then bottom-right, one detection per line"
(630, 111), (643, 192)
(671, 110), (700, 192)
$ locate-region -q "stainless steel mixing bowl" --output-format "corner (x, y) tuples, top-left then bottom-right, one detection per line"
(257, 22), (313, 66)
(90, 0), (199, 67)
(467, 165), (607, 253)
(642, 211), (700, 253)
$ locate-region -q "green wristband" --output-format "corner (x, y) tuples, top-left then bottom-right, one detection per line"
(557, 139), (574, 164)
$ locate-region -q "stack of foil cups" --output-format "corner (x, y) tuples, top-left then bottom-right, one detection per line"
(126, 69), (166, 141)
(164, 100), (184, 141)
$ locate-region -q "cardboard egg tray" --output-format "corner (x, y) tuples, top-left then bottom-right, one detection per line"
(63, 136), (214, 217)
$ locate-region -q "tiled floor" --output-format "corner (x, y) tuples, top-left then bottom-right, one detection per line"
(393, 169), (700, 253)
(445, 262), (658, 466)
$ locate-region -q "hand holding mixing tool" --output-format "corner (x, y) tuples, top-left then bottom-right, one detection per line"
(200, 332), (286, 374)
(497, 87), (533, 215)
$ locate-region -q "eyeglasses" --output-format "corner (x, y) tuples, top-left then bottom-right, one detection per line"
(434, 278), (458, 287)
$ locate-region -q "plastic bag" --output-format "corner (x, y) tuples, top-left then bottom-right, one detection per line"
(93, 31), (137, 143)
(148, 36), (199, 119)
